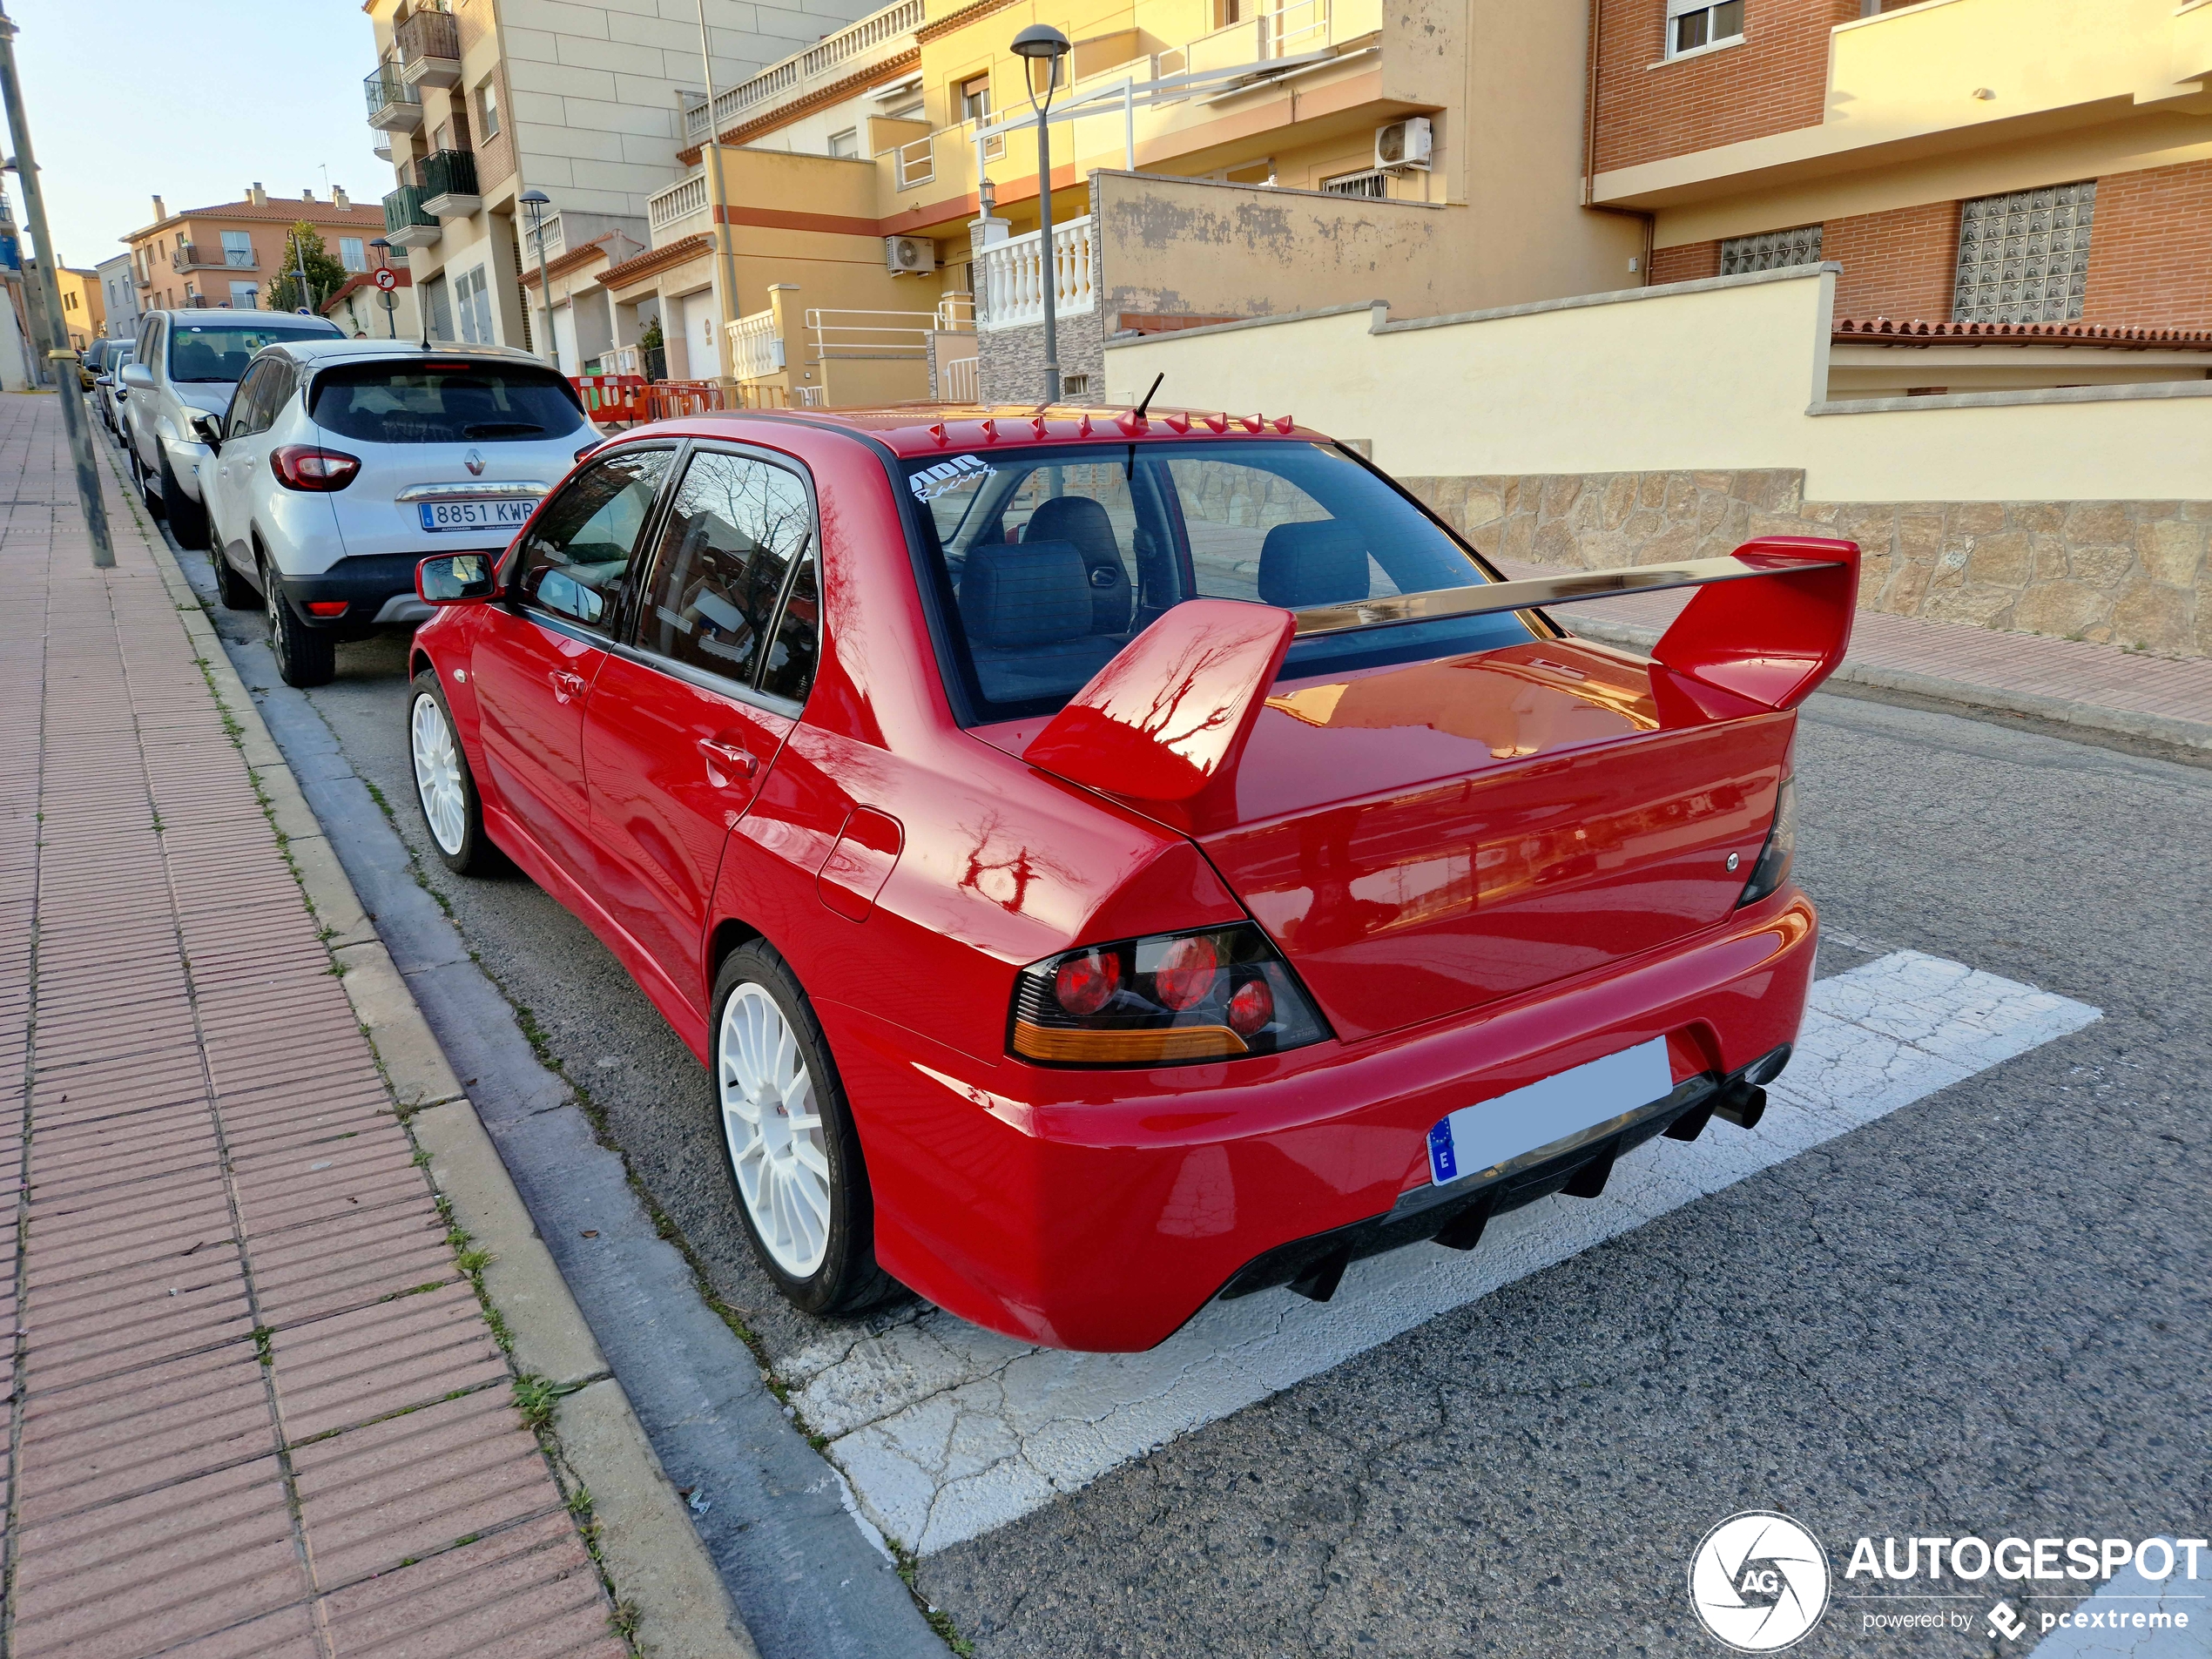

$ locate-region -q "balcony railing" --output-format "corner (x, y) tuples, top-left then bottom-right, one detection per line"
(172, 242), (259, 273)
(648, 171), (710, 236)
(803, 307), (948, 364)
(1160, 0), (1332, 77)
(978, 217), (1096, 334)
(727, 308), (785, 381)
(684, 0), (923, 142)
(383, 185), (438, 233)
(419, 149), (479, 210)
(396, 9), (461, 83)
(365, 67), (423, 130)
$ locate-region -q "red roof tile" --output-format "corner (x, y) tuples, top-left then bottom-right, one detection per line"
(1833, 316), (2212, 350)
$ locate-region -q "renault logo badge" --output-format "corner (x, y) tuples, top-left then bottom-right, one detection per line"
(464, 448), (485, 476)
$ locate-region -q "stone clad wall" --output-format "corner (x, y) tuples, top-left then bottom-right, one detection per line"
(1400, 470), (2212, 658)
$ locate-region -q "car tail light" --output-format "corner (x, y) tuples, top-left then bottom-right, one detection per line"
(1011, 923), (1329, 1067)
(270, 444), (360, 491)
(304, 601), (349, 617)
(1737, 775), (1796, 907)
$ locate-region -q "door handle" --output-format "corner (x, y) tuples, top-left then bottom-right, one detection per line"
(549, 668), (587, 702)
(698, 737), (758, 784)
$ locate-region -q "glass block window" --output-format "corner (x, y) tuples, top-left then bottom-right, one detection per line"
(1721, 224), (1823, 275)
(1952, 182), (2094, 323)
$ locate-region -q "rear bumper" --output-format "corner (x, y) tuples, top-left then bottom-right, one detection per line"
(270, 554), (438, 629)
(830, 888), (1820, 1352)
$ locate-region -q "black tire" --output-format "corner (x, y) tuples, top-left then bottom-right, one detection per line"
(159, 451), (207, 549)
(131, 441), (161, 515)
(265, 570), (336, 688)
(212, 543), (260, 610)
(711, 942), (897, 1318)
(406, 672), (501, 875)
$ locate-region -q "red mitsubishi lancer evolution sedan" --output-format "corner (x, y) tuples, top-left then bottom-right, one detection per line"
(403, 404), (1856, 1352)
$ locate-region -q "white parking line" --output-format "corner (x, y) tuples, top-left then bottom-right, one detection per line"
(798, 951), (2101, 1555)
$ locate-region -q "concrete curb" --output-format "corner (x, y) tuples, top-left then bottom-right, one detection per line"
(1563, 615), (2212, 753)
(138, 517), (758, 1659)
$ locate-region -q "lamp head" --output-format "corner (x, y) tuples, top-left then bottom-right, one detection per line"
(1009, 23), (1071, 58)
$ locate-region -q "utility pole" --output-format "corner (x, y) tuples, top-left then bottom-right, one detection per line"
(0, 3), (111, 566)
(695, 5), (739, 386)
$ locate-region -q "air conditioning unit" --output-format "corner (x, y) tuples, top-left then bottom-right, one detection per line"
(885, 235), (935, 275)
(1374, 116), (1433, 172)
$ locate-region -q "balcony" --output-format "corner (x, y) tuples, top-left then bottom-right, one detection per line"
(172, 242), (259, 273)
(383, 184), (442, 250)
(397, 9), (461, 89)
(684, 0), (922, 144)
(977, 216), (1096, 333)
(419, 149), (481, 218)
(647, 171), (711, 244)
(365, 68), (422, 132)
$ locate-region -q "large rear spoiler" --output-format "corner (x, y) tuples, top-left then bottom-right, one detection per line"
(1025, 536), (1858, 813)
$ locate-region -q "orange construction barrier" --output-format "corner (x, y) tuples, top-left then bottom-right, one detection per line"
(643, 380), (730, 421)
(570, 373), (648, 426)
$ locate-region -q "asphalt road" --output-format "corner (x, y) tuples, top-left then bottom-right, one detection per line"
(160, 481), (2209, 1658)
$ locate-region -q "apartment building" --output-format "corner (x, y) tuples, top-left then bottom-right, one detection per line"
(362, 0), (887, 375)
(55, 267), (102, 351)
(1590, 0), (2212, 396)
(604, 0), (1642, 404)
(123, 187), (386, 313)
(95, 253), (139, 341)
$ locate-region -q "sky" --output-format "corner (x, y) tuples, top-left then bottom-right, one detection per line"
(9, 0), (390, 270)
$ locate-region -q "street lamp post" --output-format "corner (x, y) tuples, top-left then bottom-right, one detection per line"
(368, 237), (396, 337)
(695, 5), (741, 388)
(0, 2), (111, 566)
(1011, 24), (1071, 407)
(520, 189), (556, 366)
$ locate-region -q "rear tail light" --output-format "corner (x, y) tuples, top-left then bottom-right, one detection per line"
(1011, 923), (1329, 1066)
(304, 601), (349, 617)
(1736, 775), (1796, 907)
(270, 444), (360, 491)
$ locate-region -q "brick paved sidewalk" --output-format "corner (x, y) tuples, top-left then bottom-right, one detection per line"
(0, 396), (627, 1656)
(1498, 558), (2212, 738)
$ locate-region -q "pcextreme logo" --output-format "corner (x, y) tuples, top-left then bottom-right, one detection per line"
(1689, 1512), (1833, 1652)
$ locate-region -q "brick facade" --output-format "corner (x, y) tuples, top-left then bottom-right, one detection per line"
(2081, 158), (2212, 330)
(1650, 241), (1720, 285)
(1592, 0), (1858, 176)
(1824, 200), (1961, 321)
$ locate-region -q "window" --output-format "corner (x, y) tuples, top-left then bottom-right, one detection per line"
(220, 231), (253, 268)
(637, 448), (819, 697)
(476, 78), (501, 138)
(905, 441), (1530, 722)
(454, 263), (494, 343)
(166, 320), (336, 381)
(1952, 181), (2094, 325)
(339, 237), (368, 272)
(229, 280), (259, 309)
(515, 448), (676, 631)
(225, 358), (293, 439)
(311, 361), (586, 444)
(827, 127), (860, 159)
(958, 73), (990, 122)
(1721, 224), (1822, 274)
(1666, 0), (1744, 57)
(1320, 168), (1386, 199)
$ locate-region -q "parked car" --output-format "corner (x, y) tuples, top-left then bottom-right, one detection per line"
(118, 308), (342, 550)
(92, 342), (135, 436)
(191, 339), (601, 687)
(402, 406), (1857, 1352)
(78, 336), (126, 392)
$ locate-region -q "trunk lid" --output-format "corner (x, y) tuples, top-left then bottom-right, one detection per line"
(1190, 640), (1791, 1042)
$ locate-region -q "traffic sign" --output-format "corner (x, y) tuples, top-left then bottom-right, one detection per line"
(373, 267), (399, 293)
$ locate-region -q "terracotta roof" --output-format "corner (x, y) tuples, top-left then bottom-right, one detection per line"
(597, 233), (712, 291)
(519, 231), (640, 289)
(1833, 316), (2212, 350)
(129, 197), (388, 241)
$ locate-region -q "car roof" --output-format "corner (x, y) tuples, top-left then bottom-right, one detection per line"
(255, 338), (556, 368)
(644, 403), (1318, 459)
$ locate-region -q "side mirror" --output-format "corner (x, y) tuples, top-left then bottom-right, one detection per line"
(416, 552), (497, 606)
(94, 374), (112, 387)
(188, 412), (223, 449)
(119, 362), (153, 389)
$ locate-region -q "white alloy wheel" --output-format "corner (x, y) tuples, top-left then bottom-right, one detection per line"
(410, 691), (468, 857)
(718, 982), (833, 1277)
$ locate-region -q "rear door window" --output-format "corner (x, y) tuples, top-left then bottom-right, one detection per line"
(514, 447), (675, 631)
(310, 361), (588, 444)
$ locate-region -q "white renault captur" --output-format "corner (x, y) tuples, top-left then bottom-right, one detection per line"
(193, 339), (601, 686)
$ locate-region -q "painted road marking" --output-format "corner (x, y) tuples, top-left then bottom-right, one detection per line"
(796, 951), (2101, 1555)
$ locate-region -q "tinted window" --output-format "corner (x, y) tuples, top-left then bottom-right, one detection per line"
(636, 448), (815, 692)
(514, 448), (674, 632)
(225, 360), (278, 438)
(905, 440), (1531, 722)
(166, 320), (338, 382)
(310, 361), (587, 444)
(759, 546), (819, 704)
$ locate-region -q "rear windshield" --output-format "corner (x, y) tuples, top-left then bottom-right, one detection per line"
(903, 439), (1533, 723)
(166, 321), (338, 382)
(310, 362), (588, 445)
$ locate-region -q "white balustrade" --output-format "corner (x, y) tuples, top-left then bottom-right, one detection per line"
(686, 0), (924, 141)
(726, 309), (786, 381)
(976, 216), (1096, 334)
(649, 171), (710, 235)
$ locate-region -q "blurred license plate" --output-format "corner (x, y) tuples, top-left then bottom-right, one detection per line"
(419, 498), (536, 533)
(1427, 1037), (1673, 1185)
